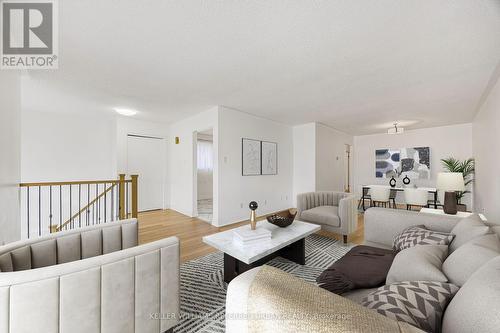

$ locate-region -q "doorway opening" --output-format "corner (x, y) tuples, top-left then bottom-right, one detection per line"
(196, 129), (214, 222)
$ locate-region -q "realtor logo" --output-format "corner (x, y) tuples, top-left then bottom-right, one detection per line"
(1, 0), (58, 69)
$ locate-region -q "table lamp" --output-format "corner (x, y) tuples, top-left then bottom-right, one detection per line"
(436, 172), (465, 215)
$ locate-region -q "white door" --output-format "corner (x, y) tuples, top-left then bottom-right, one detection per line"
(127, 135), (165, 211)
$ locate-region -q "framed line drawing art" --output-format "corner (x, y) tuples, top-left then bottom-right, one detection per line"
(242, 138), (261, 176)
(261, 141), (278, 175)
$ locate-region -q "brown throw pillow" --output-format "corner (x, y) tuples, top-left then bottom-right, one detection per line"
(316, 245), (396, 294)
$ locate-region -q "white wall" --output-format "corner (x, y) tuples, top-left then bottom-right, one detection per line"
(292, 123), (316, 204)
(292, 123), (353, 205)
(315, 123), (354, 192)
(353, 123), (474, 208)
(21, 110), (117, 181)
(473, 74), (500, 223)
(168, 107), (219, 219)
(218, 107), (293, 226)
(0, 73), (22, 244)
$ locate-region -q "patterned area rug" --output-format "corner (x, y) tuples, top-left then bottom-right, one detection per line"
(173, 234), (354, 333)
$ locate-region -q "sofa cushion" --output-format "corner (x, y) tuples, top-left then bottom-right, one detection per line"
(442, 256), (500, 333)
(57, 234), (81, 264)
(449, 214), (490, 253)
(102, 225), (122, 254)
(393, 226), (454, 252)
(362, 281), (459, 333)
(10, 246), (32, 271)
(300, 206), (340, 227)
(0, 253), (13, 272)
(121, 223), (138, 249)
(81, 229), (102, 259)
(387, 245), (448, 284)
(31, 239), (57, 268)
(443, 234), (500, 287)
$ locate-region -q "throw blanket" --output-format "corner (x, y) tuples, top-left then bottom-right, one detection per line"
(247, 265), (415, 333)
(316, 245), (396, 294)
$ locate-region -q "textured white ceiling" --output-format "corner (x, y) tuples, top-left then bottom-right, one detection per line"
(23, 0), (500, 134)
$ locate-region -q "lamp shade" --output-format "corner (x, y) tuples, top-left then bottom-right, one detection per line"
(436, 172), (465, 191)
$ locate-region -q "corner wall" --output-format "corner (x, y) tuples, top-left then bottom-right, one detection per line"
(0, 72), (21, 244)
(473, 73), (500, 222)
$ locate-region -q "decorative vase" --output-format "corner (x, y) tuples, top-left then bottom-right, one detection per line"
(389, 176), (397, 188)
(249, 201), (258, 230)
(403, 175), (411, 185)
(443, 192), (458, 215)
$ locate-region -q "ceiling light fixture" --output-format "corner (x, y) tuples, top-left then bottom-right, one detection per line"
(114, 108), (138, 116)
(387, 122), (404, 134)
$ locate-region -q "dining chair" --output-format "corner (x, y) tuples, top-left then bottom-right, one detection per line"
(428, 190), (445, 208)
(389, 189), (397, 209)
(358, 187), (371, 209)
(404, 188), (429, 211)
(370, 186), (391, 208)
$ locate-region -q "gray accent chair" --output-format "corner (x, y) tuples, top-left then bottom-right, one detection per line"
(0, 218), (179, 333)
(297, 191), (357, 243)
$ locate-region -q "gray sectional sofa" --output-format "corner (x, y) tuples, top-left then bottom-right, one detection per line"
(0, 219), (180, 333)
(297, 191), (358, 243)
(226, 208), (500, 333)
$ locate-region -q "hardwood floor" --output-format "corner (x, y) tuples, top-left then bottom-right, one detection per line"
(138, 209), (365, 263)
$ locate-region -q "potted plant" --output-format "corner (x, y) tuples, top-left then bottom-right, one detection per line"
(440, 157), (475, 211)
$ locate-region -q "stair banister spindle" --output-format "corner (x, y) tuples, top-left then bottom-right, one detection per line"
(119, 174), (125, 219)
(38, 186), (41, 236)
(49, 186), (54, 233)
(87, 183), (90, 226)
(69, 185), (73, 229)
(104, 182), (107, 223)
(78, 184), (81, 228)
(26, 187), (30, 238)
(59, 185), (62, 228)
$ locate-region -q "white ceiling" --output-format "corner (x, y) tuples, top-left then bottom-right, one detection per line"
(23, 0), (500, 135)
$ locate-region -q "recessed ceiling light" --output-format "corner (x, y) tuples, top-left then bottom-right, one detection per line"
(114, 108), (138, 116)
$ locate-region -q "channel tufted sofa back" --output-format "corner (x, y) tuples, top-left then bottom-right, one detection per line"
(0, 219), (180, 333)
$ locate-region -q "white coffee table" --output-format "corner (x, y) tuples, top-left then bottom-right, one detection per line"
(203, 220), (320, 283)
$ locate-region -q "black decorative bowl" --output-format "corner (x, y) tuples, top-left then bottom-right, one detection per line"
(266, 209), (297, 228)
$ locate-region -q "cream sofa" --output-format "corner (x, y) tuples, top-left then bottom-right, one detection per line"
(226, 208), (500, 333)
(297, 191), (357, 243)
(0, 219), (179, 333)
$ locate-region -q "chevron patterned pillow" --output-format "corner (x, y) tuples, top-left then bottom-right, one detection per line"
(361, 281), (459, 333)
(393, 226), (454, 252)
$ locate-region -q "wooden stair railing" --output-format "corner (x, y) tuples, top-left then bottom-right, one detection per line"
(19, 174), (138, 238)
